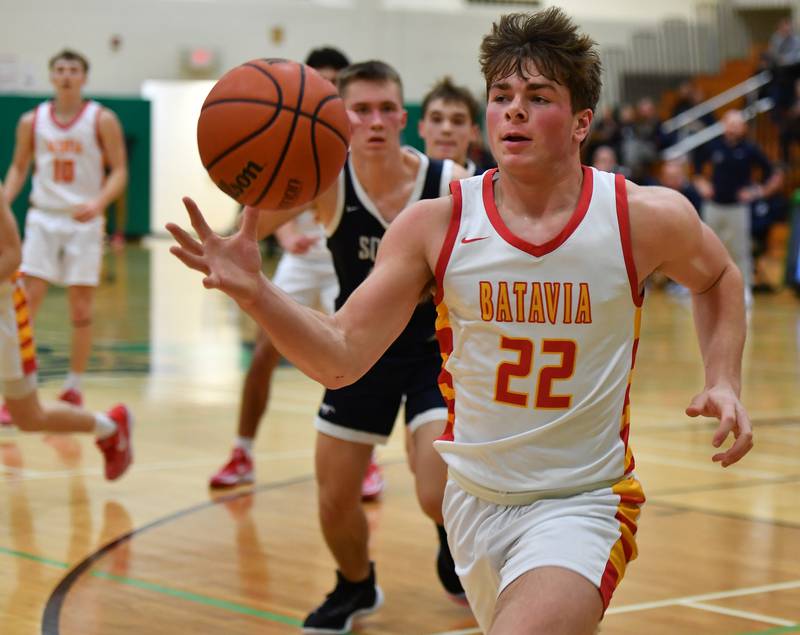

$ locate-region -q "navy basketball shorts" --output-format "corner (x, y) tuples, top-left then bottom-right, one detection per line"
(314, 345), (447, 445)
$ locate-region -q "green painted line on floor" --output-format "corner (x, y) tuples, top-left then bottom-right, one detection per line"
(0, 544), (302, 627)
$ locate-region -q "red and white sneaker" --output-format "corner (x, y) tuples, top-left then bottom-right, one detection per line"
(59, 388), (83, 407)
(96, 404), (133, 481)
(209, 447), (254, 489)
(361, 457), (385, 501)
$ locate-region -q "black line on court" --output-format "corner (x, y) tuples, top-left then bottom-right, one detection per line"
(646, 497), (800, 530)
(41, 473), (314, 635)
(647, 473), (800, 499)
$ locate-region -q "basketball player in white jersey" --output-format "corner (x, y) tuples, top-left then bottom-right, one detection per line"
(418, 76), (483, 176)
(169, 19), (753, 631)
(0, 180), (132, 480)
(3, 49), (128, 409)
(209, 47), (386, 500)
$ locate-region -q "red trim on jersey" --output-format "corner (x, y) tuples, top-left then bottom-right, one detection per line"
(434, 181), (463, 304)
(31, 107), (39, 155)
(614, 173), (644, 307)
(49, 100), (91, 130)
(94, 106), (111, 173)
(483, 166), (593, 258)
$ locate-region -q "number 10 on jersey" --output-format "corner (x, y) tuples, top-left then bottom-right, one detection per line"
(494, 337), (577, 409)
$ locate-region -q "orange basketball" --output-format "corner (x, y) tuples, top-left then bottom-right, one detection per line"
(197, 59), (350, 210)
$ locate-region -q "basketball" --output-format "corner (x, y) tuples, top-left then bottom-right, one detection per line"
(197, 58), (350, 210)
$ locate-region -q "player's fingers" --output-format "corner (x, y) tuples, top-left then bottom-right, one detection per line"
(202, 274), (220, 290)
(712, 402), (736, 448)
(169, 246), (209, 275)
(713, 425), (754, 466)
(239, 206), (259, 240)
(165, 223), (203, 255)
(183, 197), (213, 240)
(685, 392), (707, 417)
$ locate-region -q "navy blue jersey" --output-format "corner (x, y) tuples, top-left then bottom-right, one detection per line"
(694, 137), (773, 205)
(326, 149), (453, 355)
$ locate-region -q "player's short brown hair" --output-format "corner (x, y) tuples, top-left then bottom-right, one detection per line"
(479, 8), (601, 113)
(49, 49), (90, 73)
(421, 77), (480, 124)
(336, 60), (403, 102)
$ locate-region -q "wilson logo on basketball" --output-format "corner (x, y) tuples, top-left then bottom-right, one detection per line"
(278, 178), (302, 209)
(217, 160), (264, 199)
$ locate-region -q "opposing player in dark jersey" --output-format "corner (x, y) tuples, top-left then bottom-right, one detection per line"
(208, 46), (387, 501)
(170, 60), (469, 633)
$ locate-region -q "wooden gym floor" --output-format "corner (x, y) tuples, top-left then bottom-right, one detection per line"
(0, 241), (798, 634)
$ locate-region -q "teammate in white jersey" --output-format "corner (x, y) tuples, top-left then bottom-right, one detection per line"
(418, 76), (483, 176)
(0, 179), (132, 480)
(168, 10), (752, 634)
(3, 49), (128, 408)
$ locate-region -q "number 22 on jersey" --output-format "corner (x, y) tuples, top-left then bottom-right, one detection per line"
(494, 337), (576, 409)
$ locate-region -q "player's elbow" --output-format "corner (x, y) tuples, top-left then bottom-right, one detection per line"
(317, 358), (371, 390)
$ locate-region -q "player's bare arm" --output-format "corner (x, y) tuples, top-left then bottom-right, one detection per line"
(168, 194), (449, 387)
(627, 181), (753, 467)
(0, 182), (22, 280)
(73, 109), (128, 222)
(3, 112), (35, 204)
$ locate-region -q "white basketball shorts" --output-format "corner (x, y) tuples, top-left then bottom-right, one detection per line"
(442, 475), (645, 632)
(22, 208), (104, 287)
(272, 250), (338, 313)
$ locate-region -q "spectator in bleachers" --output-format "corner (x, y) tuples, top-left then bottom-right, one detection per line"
(660, 157), (702, 215)
(778, 78), (800, 162)
(766, 17), (800, 116)
(590, 145), (618, 173)
(693, 110), (783, 308)
(666, 82), (716, 147)
(585, 105), (621, 165)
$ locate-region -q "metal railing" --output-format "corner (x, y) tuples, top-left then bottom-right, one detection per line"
(661, 70), (772, 135)
(661, 96), (774, 160)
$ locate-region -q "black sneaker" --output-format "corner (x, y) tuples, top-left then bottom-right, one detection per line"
(436, 526), (468, 606)
(302, 564), (384, 634)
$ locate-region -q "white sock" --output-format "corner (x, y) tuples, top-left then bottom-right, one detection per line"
(236, 436), (254, 454)
(64, 372), (83, 392)
(94, 413), (117, 439)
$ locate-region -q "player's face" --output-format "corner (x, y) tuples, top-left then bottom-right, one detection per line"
(49, 59), (87, 96)
(485, 62), (591, 173)
(343, 80), (407, 156)
(418, 99), (479, 165)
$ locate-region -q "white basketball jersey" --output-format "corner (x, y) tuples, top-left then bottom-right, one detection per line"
(433, 167), (643, 493)
(30, 100), (105, 211)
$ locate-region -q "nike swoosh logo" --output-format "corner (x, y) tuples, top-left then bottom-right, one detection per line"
(461, 236), (489, 244)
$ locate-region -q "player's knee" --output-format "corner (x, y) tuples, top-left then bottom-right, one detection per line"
(7, 404), (45, 432)
(416, 484), (444, 522)
(317, 482), (360, 525)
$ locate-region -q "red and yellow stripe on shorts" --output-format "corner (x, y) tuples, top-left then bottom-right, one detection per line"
(10, 272), (37, 375)
(599, 476), (646, 610)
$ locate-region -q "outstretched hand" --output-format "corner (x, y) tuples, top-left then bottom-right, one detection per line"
(166, 198), (264, 308)
(685, 386), (753, 467)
